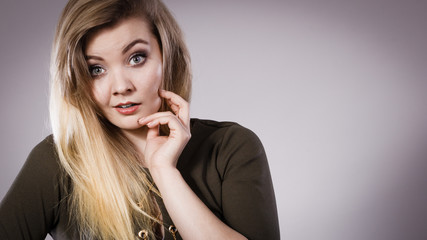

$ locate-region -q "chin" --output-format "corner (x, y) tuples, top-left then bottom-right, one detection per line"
(119, 122), (143, 131)
(110, 116), (141, 131)
(119, 124), (143, 131)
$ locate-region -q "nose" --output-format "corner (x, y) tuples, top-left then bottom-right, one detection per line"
(111, 69), (135, 96)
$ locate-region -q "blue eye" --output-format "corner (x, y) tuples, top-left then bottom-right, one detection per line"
(129, 53), (146, 66)
(89, 66), (105, 77)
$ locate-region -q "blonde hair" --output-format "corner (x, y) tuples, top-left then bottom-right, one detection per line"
(49, 0), (191, 239)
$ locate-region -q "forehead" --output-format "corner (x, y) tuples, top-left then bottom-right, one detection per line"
(85, 17), (155, 54)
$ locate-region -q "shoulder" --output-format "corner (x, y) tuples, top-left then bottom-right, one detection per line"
(188, 118), (266, 175)
(29, 134), (57, 159)
(190, 118), (261, 144)
(0, 135), (66, 239)
(10, 134), (65, 206)
(26, 135), (61, 174)
(12, 134), (63, 194)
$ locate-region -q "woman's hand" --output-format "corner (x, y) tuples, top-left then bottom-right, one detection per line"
(138, 90), (191, 170)
(138, 90), (247, 240)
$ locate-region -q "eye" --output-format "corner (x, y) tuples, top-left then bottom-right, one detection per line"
(129, 53), (146, 66)
(89, 65), (105, 77)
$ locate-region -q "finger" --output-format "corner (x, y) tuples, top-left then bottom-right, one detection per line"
(144, 115), (188, 138)
(146, 124), (160, 140)
(138, 111), (176, 126)
(168, 99), (180, 114)
(160, 90), (190, 126)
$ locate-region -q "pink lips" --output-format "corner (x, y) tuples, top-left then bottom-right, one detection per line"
(114, 102), (140, 115)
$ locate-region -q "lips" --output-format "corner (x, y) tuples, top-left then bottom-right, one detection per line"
(114, 102), (140, 115)
(116, 103), (138, 108)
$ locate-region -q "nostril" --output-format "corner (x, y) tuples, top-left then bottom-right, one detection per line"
(113, 87), (133, 96)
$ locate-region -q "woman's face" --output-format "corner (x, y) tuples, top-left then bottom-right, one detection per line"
(85, 17), (163, 131)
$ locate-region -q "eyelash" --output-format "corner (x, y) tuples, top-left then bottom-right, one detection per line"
(129, 52), (147, 66)
(88, 51), (148, 78)
(89, 65), (104, 78)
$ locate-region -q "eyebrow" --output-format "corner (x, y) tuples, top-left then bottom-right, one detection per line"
(122, 38), (149, 54)
(85, 38), (149, 60)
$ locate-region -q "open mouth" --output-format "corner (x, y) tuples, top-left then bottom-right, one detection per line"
(114, 102), (140, 115)
(117, 103), (138, 109)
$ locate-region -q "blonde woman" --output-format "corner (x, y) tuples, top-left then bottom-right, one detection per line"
(0, 0), (279, 239)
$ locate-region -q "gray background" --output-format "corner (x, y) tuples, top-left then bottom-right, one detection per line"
(1, 0), (427, 239)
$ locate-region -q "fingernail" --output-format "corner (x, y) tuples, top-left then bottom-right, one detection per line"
(138, 117), (145, 123)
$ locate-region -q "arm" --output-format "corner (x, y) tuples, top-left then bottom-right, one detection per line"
(139, 90), (247, 240)
(150, 166), (247, 239)
(218, 125), (280, 240)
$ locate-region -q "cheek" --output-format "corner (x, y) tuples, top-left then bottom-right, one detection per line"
(91, 82), (109, 107)
(151, 63), (163, 95)
(155, 63), (162, 82)
(151, 72), (163, 110)
(145, 66), (163, 112)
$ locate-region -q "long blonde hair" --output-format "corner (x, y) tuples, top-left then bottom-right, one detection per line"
(49, 0), (191, 239)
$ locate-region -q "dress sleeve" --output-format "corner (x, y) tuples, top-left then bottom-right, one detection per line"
(218, 125), (280, 240)
(0, 136), (61, 239)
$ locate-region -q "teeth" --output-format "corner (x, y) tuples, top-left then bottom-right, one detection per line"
(118, 104), (134, 108)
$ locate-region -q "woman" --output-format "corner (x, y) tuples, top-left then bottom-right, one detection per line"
(0, 0), (279, 239)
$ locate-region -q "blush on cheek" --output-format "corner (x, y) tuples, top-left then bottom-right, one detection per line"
(156, 64), (162, 78)
(92, 85), (106, 106)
